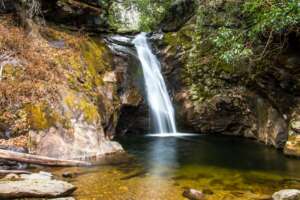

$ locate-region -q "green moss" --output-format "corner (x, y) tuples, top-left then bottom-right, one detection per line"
(80, 38), (111, 76)
(24, 103), (52, 130)
(163, 24), (195, 53)
(64, 38), (113, 93)
(64, 91), (100, 124)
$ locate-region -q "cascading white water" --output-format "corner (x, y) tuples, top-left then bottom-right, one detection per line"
(133, 33), (177, 134)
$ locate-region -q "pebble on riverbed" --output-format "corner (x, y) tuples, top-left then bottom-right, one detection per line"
(183, 188), (205, 200)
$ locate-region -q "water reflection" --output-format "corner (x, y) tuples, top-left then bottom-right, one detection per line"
(55, 135), (300, 200)
(138, 137), (178, 199)
(118, 135), (300, 177)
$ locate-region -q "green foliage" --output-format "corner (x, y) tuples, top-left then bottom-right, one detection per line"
(184, 0), (300, 102)
(211, 27), (253, 64)
(243, 0), (300, 39)
(109, 0), (172, 32)
(134, 0), (172, 31)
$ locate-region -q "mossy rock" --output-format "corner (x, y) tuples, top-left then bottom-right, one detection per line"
(63, 90), (100, 125)
(24, 103), (55, 131)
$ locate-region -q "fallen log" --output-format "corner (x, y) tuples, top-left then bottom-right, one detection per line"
(0, 170), (31, 174)
(0, 149), (91, 167)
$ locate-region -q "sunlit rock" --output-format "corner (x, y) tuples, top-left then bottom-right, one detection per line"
(284, 135), (300, 158)
(272, 189), (300, 200)
(0, 172), (76, 199)
(183, 188), (205, 200)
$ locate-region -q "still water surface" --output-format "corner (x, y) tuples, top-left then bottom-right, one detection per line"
(50, 135), (300, 200)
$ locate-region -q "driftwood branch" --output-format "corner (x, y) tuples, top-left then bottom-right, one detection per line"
(0, 149), (91, 167)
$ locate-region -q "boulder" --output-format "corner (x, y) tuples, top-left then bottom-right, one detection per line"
(0, 172), (76, 198)
(0, 180), (76, 198)
(272, 189), (300, 200)
(284, 135), (300, 158)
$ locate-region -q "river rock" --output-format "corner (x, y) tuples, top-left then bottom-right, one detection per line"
(0, 172), (76, 198)
(272, 189), (300, 200)
(284, 135), (300, 158)
(3, 173), (19, 181)
(183, 188), (205, 200)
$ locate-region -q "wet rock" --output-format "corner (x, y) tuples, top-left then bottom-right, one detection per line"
(0, 172), (76, 199)
(183, 188), (205, 200)
(202, 188), (214, 195)
(20, 171), (52, 180)
(29, 122), (123, 160)
(173, 88), (288, 148)
(159, 0), (198, 32)
(42, 0), (111, 32)
(284, 135), (300, 158)
(62, 172), (79, 178)
(291, 121), (300, 133)
(272, 189), (300, 200)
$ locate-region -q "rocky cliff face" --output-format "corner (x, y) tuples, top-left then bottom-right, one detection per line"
(0, 6), (125, 159)
(154, 0), (300, 157)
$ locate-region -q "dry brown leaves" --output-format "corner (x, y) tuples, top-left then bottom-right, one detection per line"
(0, 135), (28, 148)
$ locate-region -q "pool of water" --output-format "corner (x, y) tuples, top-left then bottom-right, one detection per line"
(49, 134), (300, 200)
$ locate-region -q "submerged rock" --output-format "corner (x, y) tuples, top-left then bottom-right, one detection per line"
(272, 189), (300, 200)
(284, 135), (300, 158)
(183, 188), (205, 200)
(0, 172), (76, 199)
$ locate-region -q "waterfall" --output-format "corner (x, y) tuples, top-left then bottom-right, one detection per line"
(133, 33), (177, 134)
